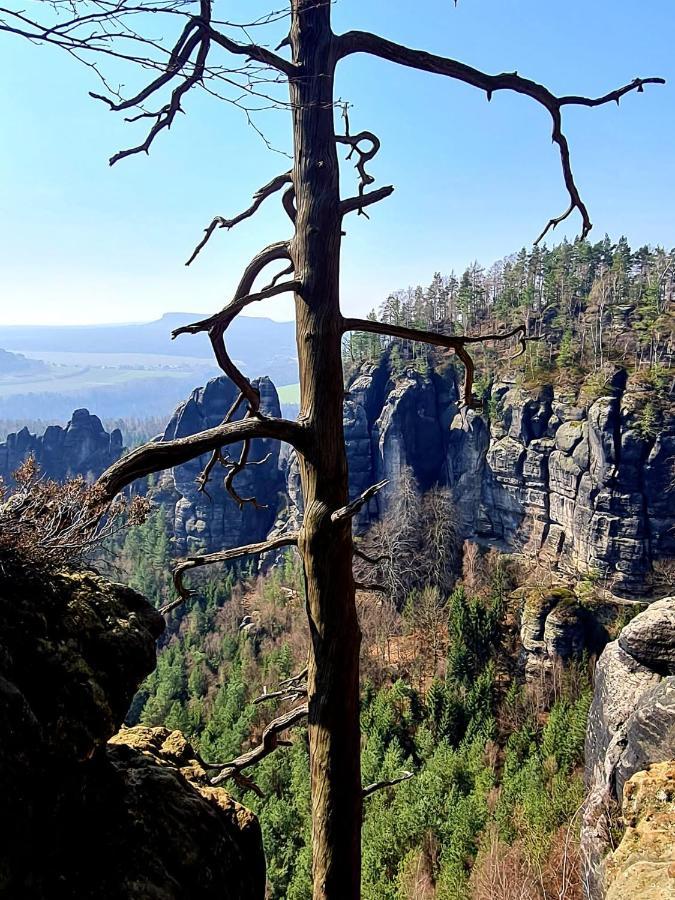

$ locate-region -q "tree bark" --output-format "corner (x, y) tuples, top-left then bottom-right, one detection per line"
(289, 3), (362, 898)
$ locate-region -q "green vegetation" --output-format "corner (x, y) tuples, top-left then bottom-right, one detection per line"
(125, 532), (591, 899)
(343, 237), (674, 405)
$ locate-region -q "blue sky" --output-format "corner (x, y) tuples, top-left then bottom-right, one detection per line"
(0, 0), (673, 325)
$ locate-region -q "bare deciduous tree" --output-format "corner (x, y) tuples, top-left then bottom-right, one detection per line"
(1, 3), (663, 896)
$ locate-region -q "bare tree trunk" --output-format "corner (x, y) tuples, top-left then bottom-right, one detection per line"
(290, 5), (362, 898)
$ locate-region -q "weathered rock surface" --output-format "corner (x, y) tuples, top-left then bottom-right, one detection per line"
(0, 566), (265, 899)
(618, 598), (675, 675)
(9, 359), (672, 592)
(581, 597), (675, 898)
(604, 761), (675, 900)
(335, 360), (674, 595)
(155, 375), (284, 554)
(0, 408), (123, 484)
(516, 586), (601, 678)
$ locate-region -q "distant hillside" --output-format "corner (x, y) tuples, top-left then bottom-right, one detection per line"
(0, 313), (298, 421)
(0, 348), (49, 376)
(0, 313), (297, 384)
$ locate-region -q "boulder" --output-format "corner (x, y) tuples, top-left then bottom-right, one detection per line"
(518, 586), (598, 679)
(618, 598), (675, 675)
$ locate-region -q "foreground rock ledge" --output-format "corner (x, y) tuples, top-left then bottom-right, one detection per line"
(0, 568), (265, 899)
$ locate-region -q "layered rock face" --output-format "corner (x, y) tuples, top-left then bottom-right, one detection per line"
(0, 408), (123, 483)
(0, 567), (265, 899)
(155, 375), (284, 554)
(467, 373), (675, 594)
(335, 359), (674, 595)
(6, 362), (671, 592)
(581, 597), (675, 898)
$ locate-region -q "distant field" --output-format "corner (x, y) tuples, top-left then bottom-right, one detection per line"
(0, 345), (223, 402)
(18, 350), (220, 369)
(277, 383), (300, 403)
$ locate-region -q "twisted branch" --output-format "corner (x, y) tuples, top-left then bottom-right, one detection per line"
(174, 240), (298, 508)
(332, 479), (388, 522)
(165, 533), (300, 610)
(208, 704), (309, 786)
(336, 31), (664, 241)
(342, 318), (526, 408)
(336, 105), (393, 218)
(186, 171), (293, 265)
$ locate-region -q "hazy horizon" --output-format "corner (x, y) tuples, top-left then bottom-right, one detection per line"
(1, 0), (673, 327)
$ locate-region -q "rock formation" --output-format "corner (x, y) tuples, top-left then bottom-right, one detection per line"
(154, 375), (284, 554)
(0, 408), (123, 484)
(333, 357), (674, 595)
(603, 760), (675, 900)
(465, 371), (675, 595)
(4, 359), (672, 594)
(0, 567), (265, 899)
(515, 585), (602, 679)
(581, 597), (675, 898)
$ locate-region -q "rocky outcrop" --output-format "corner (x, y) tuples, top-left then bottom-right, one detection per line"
(581, 597), (675, 898)
(455, 370), (675, 595)
(11, 359), (671, 592)
(335, 359), (674, 595)
(0, 408), (123, 484)
(604, 761), (675, 900)
(516, 585), (601, 678)
(155, 375), (284, 554)
(0, 567), (265, 899)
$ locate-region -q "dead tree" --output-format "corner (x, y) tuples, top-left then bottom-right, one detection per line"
(1, 3), (663, 897)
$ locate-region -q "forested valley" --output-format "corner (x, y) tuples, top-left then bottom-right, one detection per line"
(0, 227), (671, 900)
(59, 235), (667, 899)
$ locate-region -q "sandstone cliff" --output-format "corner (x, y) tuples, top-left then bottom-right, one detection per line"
(603, 760), (675, 900)
(4, 360), (672, 595)
(337, 358), (674, 595)
(0, 567), (265, 899)
(580, 597), (675, 898)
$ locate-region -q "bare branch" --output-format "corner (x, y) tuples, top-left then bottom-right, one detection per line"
(208, 25), (296, 77)
(353, 545), (388, 566)
(165, 533), (300, 610)
(336, 106), (394, 218)
(96, 417), (308, 501)
(332, 479), (388, 523)
(186, 170), (293, 265)
(254, 684), (307, 705)
(362, 771), (414, 798)
(342, 318), (526, 408)
(340, 185), (394, 217)
(336, 31), (664, 241)
(354, 581), (387, 594)
(222, 417), (270, 510)
(280, 665), (309, 688)
(173, 240), (296, 413)
(208, 704), (309, 786)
